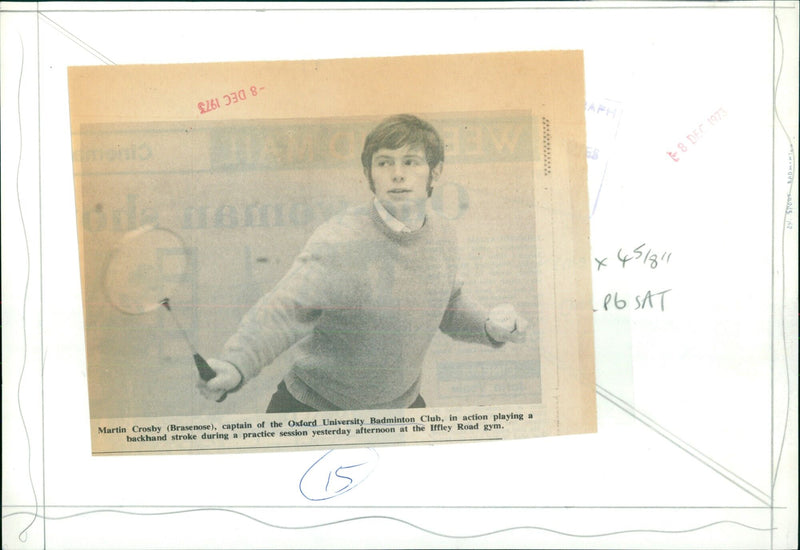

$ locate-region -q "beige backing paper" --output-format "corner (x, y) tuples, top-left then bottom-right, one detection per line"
(68, 51), (596, 455)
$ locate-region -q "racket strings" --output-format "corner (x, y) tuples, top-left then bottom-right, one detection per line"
(104, 227), (191, 315)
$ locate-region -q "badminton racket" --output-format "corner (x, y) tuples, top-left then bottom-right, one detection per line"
(103, 224), (228, 402)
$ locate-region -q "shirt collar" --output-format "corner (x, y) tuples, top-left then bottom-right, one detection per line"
(373, 197), (423, 233)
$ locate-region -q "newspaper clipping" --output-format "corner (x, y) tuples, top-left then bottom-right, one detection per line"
(68, 51), (596, 455)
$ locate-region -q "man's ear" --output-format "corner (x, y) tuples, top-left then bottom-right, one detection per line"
(430, 162), (443, 181)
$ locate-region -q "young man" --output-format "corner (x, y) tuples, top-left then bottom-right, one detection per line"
(200, 114), (528, 411)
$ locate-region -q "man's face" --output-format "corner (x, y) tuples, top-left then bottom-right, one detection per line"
(368, 144), (441, 223)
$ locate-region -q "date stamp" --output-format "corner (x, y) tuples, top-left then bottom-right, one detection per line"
(197, 85), (265, 115)
(667, 107), (727, 162)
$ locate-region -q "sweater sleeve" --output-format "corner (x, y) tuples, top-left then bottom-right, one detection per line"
(439, 277), (505, 348)
(220, 229), (348, 381)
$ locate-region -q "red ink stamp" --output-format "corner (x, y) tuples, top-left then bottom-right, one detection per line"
(667, 107), (727, 162)
(197, 85), (265, 115)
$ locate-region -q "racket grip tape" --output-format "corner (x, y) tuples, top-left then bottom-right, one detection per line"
(194, 353), (216, 381)
(194, 353), (227, 402)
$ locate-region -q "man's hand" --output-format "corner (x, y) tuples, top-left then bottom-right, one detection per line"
(197, 358), (243, 401)
(486, 303), (529, 344)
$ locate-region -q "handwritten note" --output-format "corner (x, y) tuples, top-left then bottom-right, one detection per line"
(299, 449), (379, 501)
(592, 242), (674, 313)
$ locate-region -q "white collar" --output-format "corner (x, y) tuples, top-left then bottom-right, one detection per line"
(373, 197), (426, 233)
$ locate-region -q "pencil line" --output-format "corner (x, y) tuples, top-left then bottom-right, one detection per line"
(770, 2), (776, 547)
(596, 385), (771, 506)
(1, 504), (780, 510)
(38, 12), (115, 65)
(770, 9), (793, 493)
(36, 8), (47, 550)
(0, 509), (773, 540)
(12, 29), (38, 546)
(0, 4), (791, 13)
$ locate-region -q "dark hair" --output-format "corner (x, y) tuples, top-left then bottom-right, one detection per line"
(361, 114), (444, 193)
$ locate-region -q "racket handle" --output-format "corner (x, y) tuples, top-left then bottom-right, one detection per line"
(194, 353), (227, 402)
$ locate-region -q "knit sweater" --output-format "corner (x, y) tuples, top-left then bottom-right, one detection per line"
(221, 201), (499, 410)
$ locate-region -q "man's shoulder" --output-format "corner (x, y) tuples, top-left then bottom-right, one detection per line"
(322, 202), (374, 231)
(425, 208), (458, 242)
(306, 202), (376, 246)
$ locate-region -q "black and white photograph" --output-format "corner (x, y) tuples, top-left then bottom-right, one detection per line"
(70, 52), (596, 454)
(3, 4), (796, 549)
